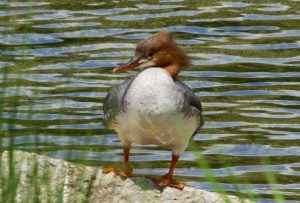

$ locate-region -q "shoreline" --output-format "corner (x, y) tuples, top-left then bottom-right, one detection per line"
(1, 150), (250, 203)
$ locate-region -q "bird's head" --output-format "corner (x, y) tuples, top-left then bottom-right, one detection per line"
(113, 31), (191, 77)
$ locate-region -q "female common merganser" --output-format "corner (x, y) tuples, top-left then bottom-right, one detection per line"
(103, 31), (204, 189)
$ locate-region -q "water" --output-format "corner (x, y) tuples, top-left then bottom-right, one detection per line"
(1, 0), (300, 202)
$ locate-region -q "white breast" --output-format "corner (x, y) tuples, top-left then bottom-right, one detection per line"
(114, 68), (199, 155)
(126, 68), (180, 114)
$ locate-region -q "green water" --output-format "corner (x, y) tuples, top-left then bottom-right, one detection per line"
(1, 0), (300, 202)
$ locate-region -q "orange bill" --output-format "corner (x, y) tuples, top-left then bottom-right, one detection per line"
(113, 58), (141, 73)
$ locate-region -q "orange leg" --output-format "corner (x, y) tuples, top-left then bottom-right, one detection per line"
(120, 147), (133, 178)
(152, 154), (184, 189)
(102, 147), (133, 179)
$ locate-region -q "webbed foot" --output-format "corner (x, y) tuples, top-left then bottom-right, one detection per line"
(150, 175), (184, 189)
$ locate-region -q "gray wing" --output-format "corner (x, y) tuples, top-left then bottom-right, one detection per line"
(175, 80), (204, 135)
(103, 78), (134, 128)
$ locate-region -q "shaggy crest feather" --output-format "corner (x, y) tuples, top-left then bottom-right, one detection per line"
(135, 32), (191, 69)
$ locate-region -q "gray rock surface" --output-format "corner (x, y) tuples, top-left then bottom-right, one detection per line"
(1, 150), (250, 203)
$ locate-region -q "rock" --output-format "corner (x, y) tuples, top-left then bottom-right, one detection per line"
(0, 150), (251, 203)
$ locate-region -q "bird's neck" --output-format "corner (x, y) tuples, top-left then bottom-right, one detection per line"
(164, 63), (180, 78)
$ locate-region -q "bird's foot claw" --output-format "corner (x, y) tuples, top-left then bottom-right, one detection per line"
(119, 170), (131, 180)
(150, 177), (185, 189)
(102, 167), (132, 180)
(102, 167), (119, 174)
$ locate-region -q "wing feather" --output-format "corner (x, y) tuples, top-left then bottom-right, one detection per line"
(103, 78), (134, 127)
(175, 80), (204, 134)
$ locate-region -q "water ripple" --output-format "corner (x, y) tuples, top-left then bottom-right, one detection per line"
(106, 10), (201, 21)
(135, 4), (183, 10)
(33, 22), (102, 29)
(213, 42), (300, 50)
(0, 61), (14, 68)
(0, 33), (62, 45)
(3, 43), (134, 57)
(1, 1), (300, 201)
(192, 53), (300, 66)
(205, 144), (300, 156)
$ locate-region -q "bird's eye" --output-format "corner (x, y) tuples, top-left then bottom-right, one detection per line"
(148, 51), (154, 57)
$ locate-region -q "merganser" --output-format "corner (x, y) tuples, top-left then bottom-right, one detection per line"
(103, 31), (204, 189)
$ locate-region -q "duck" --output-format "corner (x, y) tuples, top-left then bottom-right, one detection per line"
(102, 31), (204, 189)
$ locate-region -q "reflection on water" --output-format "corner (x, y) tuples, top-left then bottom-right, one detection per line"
(1, 0), (300, 202)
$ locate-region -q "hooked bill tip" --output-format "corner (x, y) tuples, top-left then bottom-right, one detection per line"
(112, 68), (118, 74)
